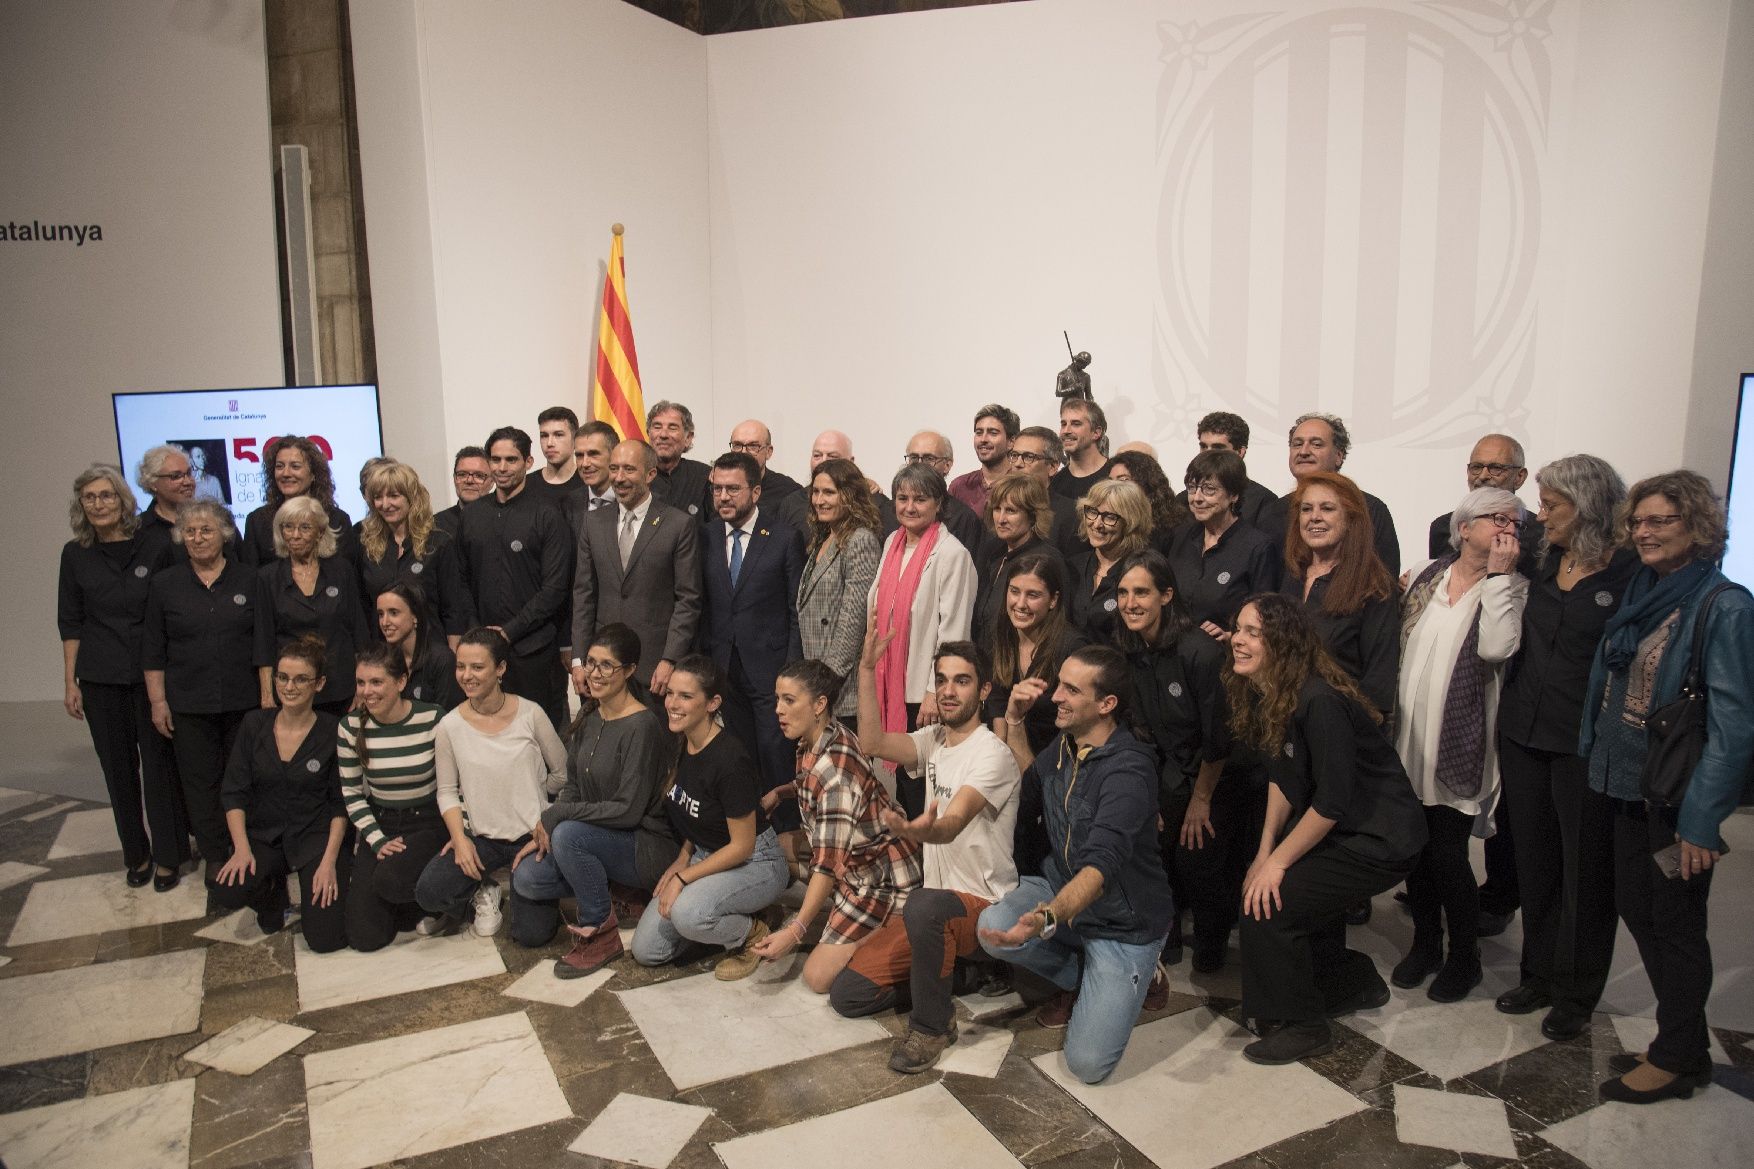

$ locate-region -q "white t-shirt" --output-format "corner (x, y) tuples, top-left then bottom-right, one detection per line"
(906, 723), (1021, 903)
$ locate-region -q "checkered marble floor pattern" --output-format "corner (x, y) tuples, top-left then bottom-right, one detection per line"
(0, 783), (1750, 1169)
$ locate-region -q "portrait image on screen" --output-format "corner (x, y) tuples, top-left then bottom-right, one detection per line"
(113, 385), (384, 527)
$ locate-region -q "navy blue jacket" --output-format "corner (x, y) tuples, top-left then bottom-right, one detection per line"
(699, 508), (806, 690)
(1032, 727), (1174, 944)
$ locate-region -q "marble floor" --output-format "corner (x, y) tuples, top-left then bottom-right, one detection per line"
(0, 787), (1750, 1169)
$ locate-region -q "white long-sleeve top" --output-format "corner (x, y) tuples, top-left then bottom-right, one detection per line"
(867, 527), (977, 703)
(1395, 563), (1528, 815)
(435, 697), (568, 841)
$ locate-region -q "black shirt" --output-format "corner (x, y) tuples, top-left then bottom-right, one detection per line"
(1282, 574), (1401, 718)
(1125, 630), (1232, 802)
(221, 708), (344, 865)
(1175, 477), (1281, 536)
(664, 729), (767, 852)
(1428, 511), (1544, 579)
(58, 534), (171, 684)
(240, 501), (357, 570)
(254, 558), (370, 708)
(974, 536), (1066, 643)
(356, 526), (474, 637)
(455, 487), (574, 655)
(143, 560), (261, 714)
(1270, 677), (1428, 865)
(1048, 493), (1089, 559)
(1067, 550), (1124, 643)
(651, 457), (712, 519)
(525, 469), (587, 512)
(985, 628), (1090, 759)
(1498, 548), (1638, 754)
(1050, 460), (1111, 501)
(1261, 489), (1400, 577)
(408, 641), (462, 709)
(1164, 519), (1283, 630)
(434, 503), (464, 541)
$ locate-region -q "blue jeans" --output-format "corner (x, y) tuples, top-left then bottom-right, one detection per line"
(509, 819), (642, 928)
(413, 832), (554, 947)
(979, 875), (1164, 1084)
(631, 829), (791, 964)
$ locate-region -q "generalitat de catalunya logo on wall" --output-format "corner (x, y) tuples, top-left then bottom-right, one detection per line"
(1148, 0), (1570, 452)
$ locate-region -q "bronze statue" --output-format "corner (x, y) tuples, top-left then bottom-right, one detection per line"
(1056, 332), (1093, 402)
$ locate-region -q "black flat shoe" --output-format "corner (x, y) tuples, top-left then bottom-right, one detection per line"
(1243, 1021), (1334, 1065)
(152, 869), (181, 893)
(1427, 958), (1483, 1003)
(1495, 984), (1551, 1015)
(1476, 909), (1515, 938)
(1541, 1009), (1590, 1041)
(126, 864), (153, 888)
(1391, 948), (1443, 988)
(1326, 981), (1391, 1018)
(1606, 1051), (1646, 1076)
(1598, 1067), (1710, 1104)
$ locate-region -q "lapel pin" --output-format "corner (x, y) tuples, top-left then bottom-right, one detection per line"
(759, 529), (769, 537)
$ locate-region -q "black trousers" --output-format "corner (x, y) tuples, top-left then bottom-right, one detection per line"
(344, 807), (449, 952)
(1613, 800), (1716, 1074)
(721, 650), (798, 831)
(1479, 791), (1520, 916)
(171, 709), (250, 871)
(212, 834), (352, 953)
(1405, 803), (1479, 959)
(1500, 737), (1618, 1013)
(81, 681), (184, 870)
(1159, 773), (1266, 951)
(1240, 843), (1414, 1024)
(503, 647), (568, 735)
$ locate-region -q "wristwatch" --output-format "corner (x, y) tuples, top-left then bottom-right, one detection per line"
(1037, 905), (1057, 940)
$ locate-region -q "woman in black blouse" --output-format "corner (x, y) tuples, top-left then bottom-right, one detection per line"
(59, 464), (180, 888)
(1279, 472), (1400, 716)
(239, 436), (354, 568)
(1067, 479), (1152, 643)
(254, 495), (368, 717)
(376, 581), (460, 709)
(1227, 593), (1428, 1065)
(357, 462), (470, 647)
(974, 473), (1065, 641)
(1107, 450), (1188, 552)
(144, 499), (266, 886)
(1494, 454), (1634, 1039)
(213, 634), (349, 948)
(1167, 450), (1282, 638)
(1114, 550), (1260, 972)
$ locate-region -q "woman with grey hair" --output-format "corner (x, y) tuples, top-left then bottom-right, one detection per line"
(144, 499), (264, 887)
(254, 495), (367, 717)
(865, 463), (975, 816)
(59, 464), (182, 888)
(1494, 455), (1634, 1039)
(1390, 486), (1528, 1002)
(134, 444), (197, 560)
(1581, 470), (1754, 1103)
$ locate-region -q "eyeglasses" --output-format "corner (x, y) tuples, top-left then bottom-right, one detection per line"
(581, 658), (628, 675)
(1080, 507), (1124, 528)
(1472, 512), (1518, 528)
(80, 490), (120, 505)
(181, 525), (221, 539)
(709, 483), (747, 496)
(904, 453), (950, 466)
(728, 441), (769, 454)
(155, 470), (193, 482)
(1626, 513), (1684, 533)
(1185, 481), (1226, 498)
(274, 673), (317, 688)
(1007, 451), (1055, 466)
(1467, 462), (1521, 477)
(454, 471), (491, 483)
(282, 522), (319, 534)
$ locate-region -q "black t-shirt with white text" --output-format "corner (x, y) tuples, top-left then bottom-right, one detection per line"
(664, 730), (767, 852)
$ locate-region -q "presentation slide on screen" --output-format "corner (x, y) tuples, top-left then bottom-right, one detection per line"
(113, 385), (384, 526)
(1725, 375), (1754, 588)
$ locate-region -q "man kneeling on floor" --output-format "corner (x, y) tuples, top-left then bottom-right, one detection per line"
(979, 645), (1173, 1085)
(830, 627), (1023, 1074)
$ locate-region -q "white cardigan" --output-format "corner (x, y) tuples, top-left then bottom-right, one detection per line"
(866, 527), (977, 703)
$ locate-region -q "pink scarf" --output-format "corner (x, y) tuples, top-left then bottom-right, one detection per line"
(873, 522), (941, 758)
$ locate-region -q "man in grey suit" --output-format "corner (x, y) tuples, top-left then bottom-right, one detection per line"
(570, 439), (702, 698)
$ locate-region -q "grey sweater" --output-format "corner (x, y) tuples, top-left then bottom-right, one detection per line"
(541, 705), (677, 889)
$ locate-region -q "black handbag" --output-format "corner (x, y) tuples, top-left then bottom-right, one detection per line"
(1640, 583), (1746, 807)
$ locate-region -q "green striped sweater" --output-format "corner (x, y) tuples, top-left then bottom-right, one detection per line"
(339, 701), (442, 853)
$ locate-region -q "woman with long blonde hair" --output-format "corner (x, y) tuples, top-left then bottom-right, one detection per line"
(358, 461), (472, 648)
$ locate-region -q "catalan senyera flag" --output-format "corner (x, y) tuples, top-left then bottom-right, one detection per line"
(592, 224), (647, 440)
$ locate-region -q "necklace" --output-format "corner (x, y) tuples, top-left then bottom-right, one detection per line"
(469, 690), (508, 717)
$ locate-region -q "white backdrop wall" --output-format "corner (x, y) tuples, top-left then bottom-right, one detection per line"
(705, 0), (1741, 559)
(351, 0), (711, 493)
(2, 0), (282, 704)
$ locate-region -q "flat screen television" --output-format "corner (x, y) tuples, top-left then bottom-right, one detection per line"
(112, 384), (385, 527)
(1725, 373), (1754, 586)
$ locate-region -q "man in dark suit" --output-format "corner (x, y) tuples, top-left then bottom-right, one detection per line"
(700, 451), (806, 820)
(570, 439), (702, 698)
(728, 419), (804, 510)
(1256, 412), (1402, 576)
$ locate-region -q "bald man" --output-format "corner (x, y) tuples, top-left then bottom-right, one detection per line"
(776, 428), (871, 534)
(728, 419), (804, 508)
(903, 430), (989, 558)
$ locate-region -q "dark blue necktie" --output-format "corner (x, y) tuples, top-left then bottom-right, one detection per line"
(729, 529), (745, 586)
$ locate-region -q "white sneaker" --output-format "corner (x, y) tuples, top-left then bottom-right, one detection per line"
(471, 880), (504, 937)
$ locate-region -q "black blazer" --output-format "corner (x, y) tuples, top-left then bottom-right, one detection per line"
(699, 509), (806, 689)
